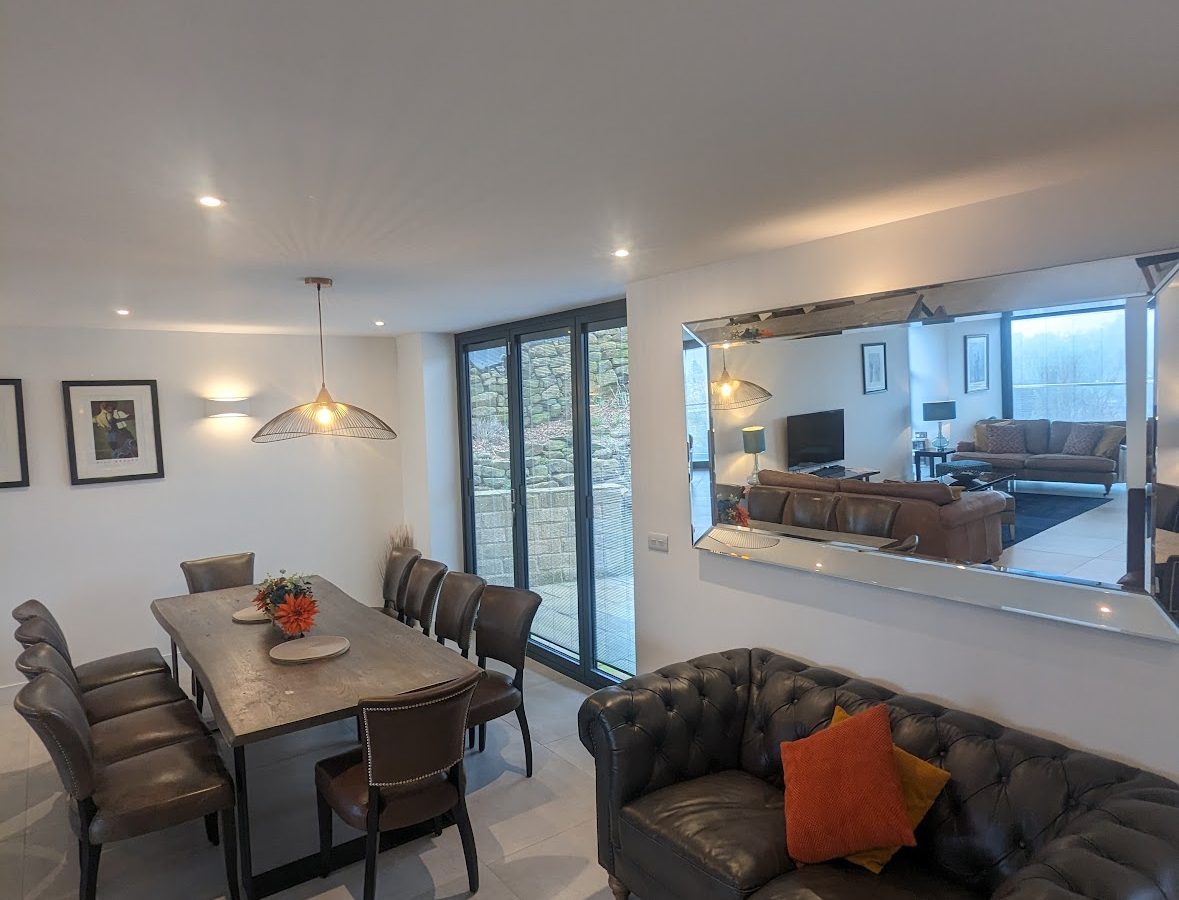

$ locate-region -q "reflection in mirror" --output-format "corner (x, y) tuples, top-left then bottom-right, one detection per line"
(683, 250), (1179, 642)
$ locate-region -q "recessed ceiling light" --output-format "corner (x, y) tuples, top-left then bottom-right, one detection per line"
(198, 195), (224, 208)
(374, 320), (385, 327)
(612, 248), (630, 258)
(115, 308), (131, 316)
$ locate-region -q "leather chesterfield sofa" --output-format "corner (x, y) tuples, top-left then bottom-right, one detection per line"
(578, 648), (1179, 900)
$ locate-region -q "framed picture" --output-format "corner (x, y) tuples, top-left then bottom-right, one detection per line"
(62, 380), (164, 485)
(0, 379), (29, 488)
(964, 334), (990, 393)
(861, 342), (887, 394)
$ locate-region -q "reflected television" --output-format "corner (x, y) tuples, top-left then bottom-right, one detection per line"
(786, 409), (845, 468)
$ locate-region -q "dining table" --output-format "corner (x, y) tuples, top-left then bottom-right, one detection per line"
(151, 575), (478, 900)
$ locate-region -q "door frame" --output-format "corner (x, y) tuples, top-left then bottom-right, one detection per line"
(456, 298), (628, 688)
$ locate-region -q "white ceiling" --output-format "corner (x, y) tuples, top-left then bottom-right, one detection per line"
(3, 0), (1178, 336)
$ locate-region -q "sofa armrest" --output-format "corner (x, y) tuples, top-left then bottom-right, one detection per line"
(577, 649), (750, 874)
(994, 786), (1179, 899)
(956, 441), (977, 452)
(940, 490), (1006, 527)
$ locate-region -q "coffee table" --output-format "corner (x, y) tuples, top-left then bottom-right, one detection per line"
(941, 470), (1017, 492)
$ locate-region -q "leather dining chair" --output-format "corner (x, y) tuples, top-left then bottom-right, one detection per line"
(179, 552), (255, 712)
(836, 496), (901, 538)
(466, 585), (543, 776)
(381, 546), (421, 620)
(314, 669), (484, 900)
(433, 572), (486, 658)
(15, 672), (239, 900)
(401, 558), (448, 636)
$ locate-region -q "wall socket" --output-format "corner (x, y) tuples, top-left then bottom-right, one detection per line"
(647, 532), (670, 552)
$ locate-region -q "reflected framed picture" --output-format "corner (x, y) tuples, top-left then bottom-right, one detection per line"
(62, 380), (164, 485)
(964, 334), (990, 393)
(0, 379), (30, 488)
(861, 342), (887, 394)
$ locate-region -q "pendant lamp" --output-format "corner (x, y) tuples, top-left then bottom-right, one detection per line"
(252, 277), (398, 442)
(709, 346), (772, 410)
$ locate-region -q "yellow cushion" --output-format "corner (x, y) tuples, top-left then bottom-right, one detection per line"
(1093, 425), (1126, 460)
(830, 706), (951, 873)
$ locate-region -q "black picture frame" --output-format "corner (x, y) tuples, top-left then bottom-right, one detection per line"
(861, 342), (887, 394)
(964, 333), (990, 393)
(1, 378), (30, 489)
(62, 380), (165, 485)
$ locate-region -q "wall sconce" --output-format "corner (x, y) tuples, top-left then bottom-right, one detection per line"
(204, 397), (251, 418)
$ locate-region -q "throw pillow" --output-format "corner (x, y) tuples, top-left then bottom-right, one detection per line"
(1061, 422), (1106, 456)
(985, 423), (1027, 455)
(1093, 425), (1126, 460)
(780, 704), (915, 865)
(831, 706), (952, 873)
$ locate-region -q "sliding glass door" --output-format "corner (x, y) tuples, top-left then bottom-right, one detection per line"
(457, 300), (633, 686)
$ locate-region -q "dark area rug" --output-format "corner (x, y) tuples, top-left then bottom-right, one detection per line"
(1005, 492), (1112, 547)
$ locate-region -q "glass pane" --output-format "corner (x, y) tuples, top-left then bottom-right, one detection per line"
(466, 342), (514, 586)
(519, 330), (580, 660)
(588, 325), (635, 676)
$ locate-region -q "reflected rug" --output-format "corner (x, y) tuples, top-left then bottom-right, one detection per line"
(1005, 492), (1112, 547)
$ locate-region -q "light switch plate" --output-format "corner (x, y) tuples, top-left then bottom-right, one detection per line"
(647, 532), (669, 552)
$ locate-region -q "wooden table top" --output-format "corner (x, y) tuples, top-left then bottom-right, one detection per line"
(151, 576), (478, 746)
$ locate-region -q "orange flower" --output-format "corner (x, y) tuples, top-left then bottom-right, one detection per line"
(273, 593), (318, 636)
(252, 590), (269, 612)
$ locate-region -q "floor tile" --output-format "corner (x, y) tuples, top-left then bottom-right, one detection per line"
(488, 819), (612, 900)
(1016, 533), (1122, 557)
(543, 735), (596, 776)
(1067, 557), (1130, 585)
(995, 548), (1090, 576)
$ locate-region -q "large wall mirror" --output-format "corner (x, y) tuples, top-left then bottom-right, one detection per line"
(684, 250), (1179, 643)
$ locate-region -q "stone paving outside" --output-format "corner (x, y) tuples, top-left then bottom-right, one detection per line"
(531, 576), (636, 676)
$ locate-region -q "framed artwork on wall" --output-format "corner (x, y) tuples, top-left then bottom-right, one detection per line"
(62, 380), (165, 485)
(861, 342), (887, 394)
(964, 334), (990, 393)
(0, 379), (30, 488)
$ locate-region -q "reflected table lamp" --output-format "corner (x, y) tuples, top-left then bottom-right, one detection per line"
(742, 425), (766, 484)
(922, 401), (957, 452)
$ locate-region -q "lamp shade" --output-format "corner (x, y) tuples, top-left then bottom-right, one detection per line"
(742, 426), (766, 454)
(922, 401), (957, 422)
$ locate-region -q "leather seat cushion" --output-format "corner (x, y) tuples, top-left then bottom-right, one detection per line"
(82, 672), (189, 723)
(315, 747), (459, 831)
(750, 853), (981, 899)
(73, 737), (233, 843)
(91, 700), (208, 764)
(1023, 453), (1116, 473)
(466, 671), (521, 726)
(74, 648), (170, 692)
(619, 770), (791, 900)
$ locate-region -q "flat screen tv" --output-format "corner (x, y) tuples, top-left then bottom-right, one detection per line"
(786, 409), (845, 468)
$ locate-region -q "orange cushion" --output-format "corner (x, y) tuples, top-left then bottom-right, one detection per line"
(779, 704), (915, 864)
(832, 706), (952, 873)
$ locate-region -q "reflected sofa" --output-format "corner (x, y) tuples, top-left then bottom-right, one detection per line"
(750, 470), (1004, 563)
(578, 648), (1179, 900)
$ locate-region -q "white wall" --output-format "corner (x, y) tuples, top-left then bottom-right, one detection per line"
(0, 326), (402, 682)
(628, 159), (1179, 779)
(711, 327), (911, 484)
(908, 317), (1004, 450)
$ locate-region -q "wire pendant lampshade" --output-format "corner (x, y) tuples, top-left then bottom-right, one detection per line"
(709, 347), (772, 410)
(252, 277), (398, 443)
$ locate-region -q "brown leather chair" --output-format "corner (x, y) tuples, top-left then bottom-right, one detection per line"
(12, 599), (170, 689)
(466, 585), (543, 776)
(16, 642), (190, 723)
(401, 558), (448, 636)
(15, 672), (238, 900)
(434, 572), (486, 658)
(179, 552), (256, 711)
(836, 496), (901, 538)
(381, 546), (421, 620)
(314, 669), (484, 900)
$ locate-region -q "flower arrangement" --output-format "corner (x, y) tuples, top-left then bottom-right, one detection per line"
(253, 571), (318, 638)
(716, 493), (750, 527)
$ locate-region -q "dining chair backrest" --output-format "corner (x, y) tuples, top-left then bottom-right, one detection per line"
(12, 598), (56, 625)
(359, 668), (483, 787)
(382, 547), (421, 617)
(14, 642), (86, 700)
(474, 586), (542, 685)
(14, 615), (73, 665)
(180, 552), (256, 594)
(402, 558), (448, 635)
(433, 572), (486, 658)
(15, 672), (96, 800)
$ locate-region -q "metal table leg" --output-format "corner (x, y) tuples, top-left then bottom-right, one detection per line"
(233, 745), (257, 900)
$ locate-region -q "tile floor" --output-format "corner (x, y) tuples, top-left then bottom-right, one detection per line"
(0, 657), (613, 900)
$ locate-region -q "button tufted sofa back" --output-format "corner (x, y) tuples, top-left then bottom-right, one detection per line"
(740, 648), (1176, 895)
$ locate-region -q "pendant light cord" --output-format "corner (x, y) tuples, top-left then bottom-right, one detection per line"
(317, 282), (326, 388)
